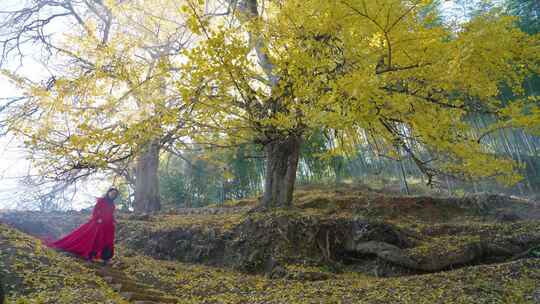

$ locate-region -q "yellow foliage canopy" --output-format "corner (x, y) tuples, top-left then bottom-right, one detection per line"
(3, 0), (539, 185)
(180, 0), (540, 184)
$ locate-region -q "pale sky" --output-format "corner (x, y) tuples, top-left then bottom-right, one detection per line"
(0, 72), (28, 208)
(0, 0), (112, 210)
(0, 0), (53, 209)
(0, 35), (106, 210)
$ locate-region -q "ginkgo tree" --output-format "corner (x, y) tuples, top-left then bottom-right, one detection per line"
(179, 0), (540, 208)
(1, 0), (196, 212)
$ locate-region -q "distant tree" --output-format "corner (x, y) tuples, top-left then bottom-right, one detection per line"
(159, 155), (190, 208)
(506, 0), (540, 34)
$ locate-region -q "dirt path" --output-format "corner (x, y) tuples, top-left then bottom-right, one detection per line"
(85, 261), (179, 304)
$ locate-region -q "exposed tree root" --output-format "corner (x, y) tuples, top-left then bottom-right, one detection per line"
(349, 234), (540, 272)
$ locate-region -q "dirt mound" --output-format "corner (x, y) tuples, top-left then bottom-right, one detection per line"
(115, 191), (540, 279)
(118, 211), (540, 278)
(296, 191), (540, 221)
(118, 210), (416, 276)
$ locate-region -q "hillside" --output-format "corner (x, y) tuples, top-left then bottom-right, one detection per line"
(1, 186), (540, 303)
(0, 225), (127, 303)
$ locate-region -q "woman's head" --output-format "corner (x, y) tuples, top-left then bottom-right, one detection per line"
(104, 188), (119, 201)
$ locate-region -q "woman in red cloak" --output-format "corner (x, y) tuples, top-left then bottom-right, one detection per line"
(47, 188), (118, 265)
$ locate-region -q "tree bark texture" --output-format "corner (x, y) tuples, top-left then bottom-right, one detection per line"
(134, 139), (161, 213)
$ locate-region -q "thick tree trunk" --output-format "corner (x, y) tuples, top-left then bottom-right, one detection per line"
(235, 0), (301, 208)
(134, 140), (161, 213)
(262, 135), (302, 208)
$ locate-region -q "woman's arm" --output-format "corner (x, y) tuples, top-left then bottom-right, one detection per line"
(92, 199), (103, 223)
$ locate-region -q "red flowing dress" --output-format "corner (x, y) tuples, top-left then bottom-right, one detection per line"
(48, 197), (116, 260)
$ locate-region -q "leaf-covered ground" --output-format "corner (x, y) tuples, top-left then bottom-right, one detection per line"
(2, 186), (540, 303)
(117, 187), (540, 273)
(3, 228), (540, 303)
(0, 224), (127, 304)
(114, 252), (540, 304)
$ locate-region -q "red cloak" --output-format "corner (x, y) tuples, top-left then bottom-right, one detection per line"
(47, 197), (116, 260)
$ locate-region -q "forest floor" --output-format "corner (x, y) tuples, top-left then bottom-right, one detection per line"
(1, 184), (540, 303)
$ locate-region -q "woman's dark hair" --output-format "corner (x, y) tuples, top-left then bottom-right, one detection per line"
(104, 187), (119, 199)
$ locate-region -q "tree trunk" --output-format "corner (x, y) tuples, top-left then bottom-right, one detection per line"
(262, 135), (302, 208)
(397, 159), (410, 195)
(333, 156), (344, 185)
(0, 273), (4, 304)
(134, 139), (161, 213)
